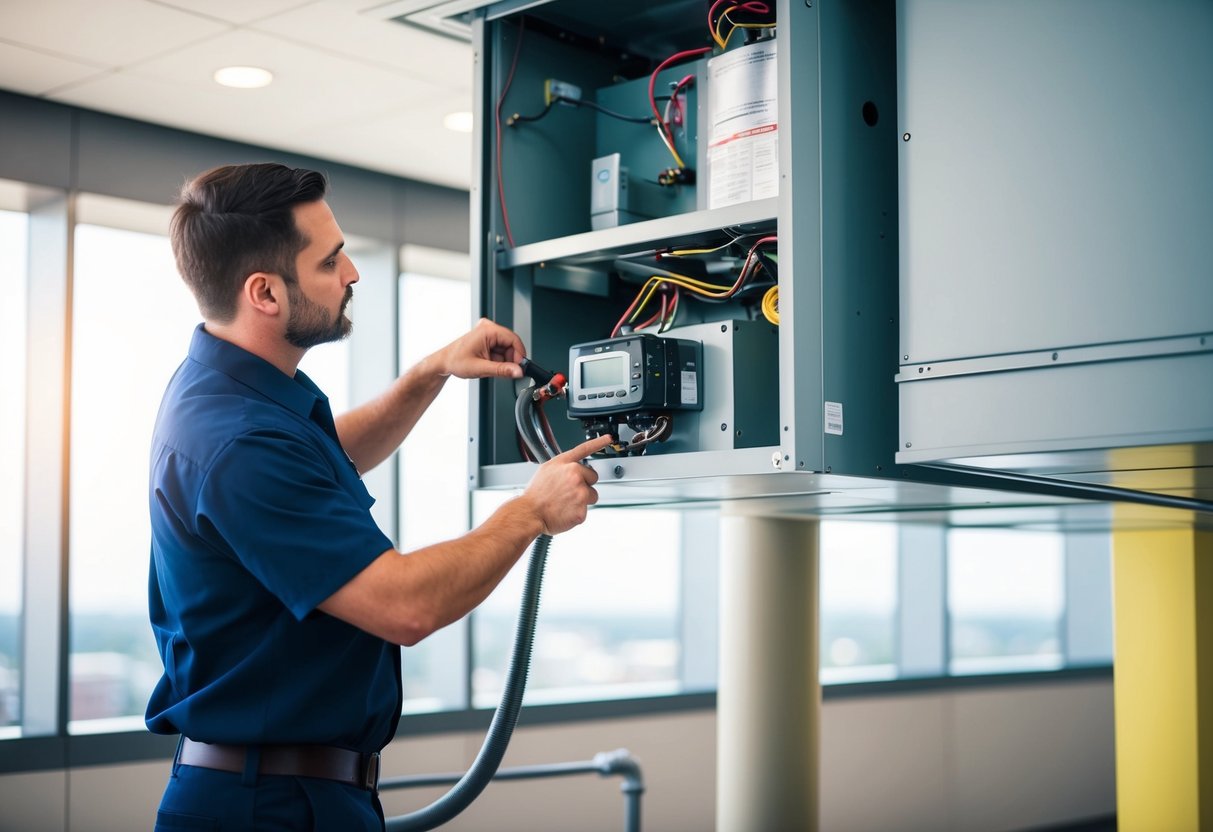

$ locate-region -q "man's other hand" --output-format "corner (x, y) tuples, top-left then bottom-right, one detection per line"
(436, 318), (526, 380)
(518, 434), (613, 535)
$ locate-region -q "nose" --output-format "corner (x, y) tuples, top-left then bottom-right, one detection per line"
(342, 253), (360, 286)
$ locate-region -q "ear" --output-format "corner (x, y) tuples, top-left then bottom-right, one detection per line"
(243, 272), (284, 318)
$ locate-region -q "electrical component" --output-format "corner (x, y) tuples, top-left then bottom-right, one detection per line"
(544, 79), (582, 106)
(567, 333), (702, 455)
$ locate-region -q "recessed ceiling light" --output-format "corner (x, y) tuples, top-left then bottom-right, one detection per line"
(213, 66), (274, 89)
(443, 111), (474, 133)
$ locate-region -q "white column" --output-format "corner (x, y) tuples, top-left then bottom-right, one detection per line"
(717, 514), (819, 832)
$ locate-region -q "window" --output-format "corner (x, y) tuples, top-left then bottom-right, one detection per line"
(819, 522), (898, 684)
(472, 496), (683, 707)
(398, 254), (473, 712)
(0, 206), (29, 731)
(947, 528), (1065, 674)
(68, 212), (198, 729)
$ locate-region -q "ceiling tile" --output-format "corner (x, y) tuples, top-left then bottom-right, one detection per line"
(305, 103), (474, 188)
(0, 41), (109, 96)
(47, 63), (462, 183)
(119, 29), (450, 123)
(0, 0), (229, 67)
(253, 0), (472, 87)
(152, 0), (315, 26)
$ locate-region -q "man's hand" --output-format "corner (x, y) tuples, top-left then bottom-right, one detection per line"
(518, 435), (613, 535)
(435, 318), (527, 380)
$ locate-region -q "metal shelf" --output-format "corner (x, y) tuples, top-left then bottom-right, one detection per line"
(498, 198), (778, 269)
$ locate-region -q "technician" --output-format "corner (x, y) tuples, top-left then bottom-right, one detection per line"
(145, 162), (610, 831)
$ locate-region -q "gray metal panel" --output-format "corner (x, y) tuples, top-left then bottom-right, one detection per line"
(491, 19), (616, 245)
(0, 93), (72, 190)
(819, 0), (899, 479)
(898, 0), (1213, 364)
(898, 351), (1213, 464)
(777, 0), (825, 474)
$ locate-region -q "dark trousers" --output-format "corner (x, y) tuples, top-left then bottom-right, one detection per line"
(155, 761), (385, 831)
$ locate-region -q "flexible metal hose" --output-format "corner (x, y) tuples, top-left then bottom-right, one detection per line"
(387, 385), (557, 831)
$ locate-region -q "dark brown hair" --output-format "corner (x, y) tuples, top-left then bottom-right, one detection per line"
(170, 163), (329, 321)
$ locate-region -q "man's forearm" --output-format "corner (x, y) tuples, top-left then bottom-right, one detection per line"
(335, 353), (448, 473)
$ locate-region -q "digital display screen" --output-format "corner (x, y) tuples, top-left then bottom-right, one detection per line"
(581, 354), (625, 389)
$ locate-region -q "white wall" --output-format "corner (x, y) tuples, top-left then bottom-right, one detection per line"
(0, 679), (1114, 832)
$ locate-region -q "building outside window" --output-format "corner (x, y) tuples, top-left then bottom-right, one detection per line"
(0, 206), (29, 732)
(819, 521), (898, 683)
(948, 528), (1066, 674)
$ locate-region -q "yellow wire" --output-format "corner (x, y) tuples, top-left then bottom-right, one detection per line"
(656, 123), (686, 169)
(626, 273), (748, 327)
(666, 239), (736, 256)
(721, 21), (774, 50)
(714, 7), (740, 47)
(761, 284), (780, 325)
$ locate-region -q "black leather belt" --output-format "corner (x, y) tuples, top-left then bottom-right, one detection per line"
(178, 738), (381, 792)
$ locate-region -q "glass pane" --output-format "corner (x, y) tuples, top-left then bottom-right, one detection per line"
(68, 223), (198, 727)
(0, 208), (29, 730)
(819, 522), (898, 684)
(948, 528), (1065, 674)
(398, 271), (472, 712)
(472, 495), (682, 707)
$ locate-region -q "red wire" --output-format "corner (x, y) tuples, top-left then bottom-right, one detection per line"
(649, 47), (712, 154)
(495, 19), (525, 248)
(708, 0), (771, 35)
(610, 287), (649, 338)
(669, 73), (694, 127)
(707, 0), (732, 36)
(611, 237), (775, 337)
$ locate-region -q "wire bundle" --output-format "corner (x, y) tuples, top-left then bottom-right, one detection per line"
(708, 0), (777, 50)
(609, 235), (778, 337)
(647, 48), (712, 173)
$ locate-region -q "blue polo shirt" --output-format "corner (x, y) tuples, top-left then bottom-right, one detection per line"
(146, 324), (401, 753)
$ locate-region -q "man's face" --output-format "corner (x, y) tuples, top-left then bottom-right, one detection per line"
(283, 200), (359, 350)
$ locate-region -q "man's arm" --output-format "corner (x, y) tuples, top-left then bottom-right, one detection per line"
(318, 434), (613, 645)
(335, 318), (526, 473)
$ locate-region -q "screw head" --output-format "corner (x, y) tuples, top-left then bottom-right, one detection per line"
(720, 423), (728, 431)
(613, 465), (624, 478)
(902, 132), (911, 141)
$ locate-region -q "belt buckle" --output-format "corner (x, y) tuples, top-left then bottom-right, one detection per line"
(363, 751), (381, 791)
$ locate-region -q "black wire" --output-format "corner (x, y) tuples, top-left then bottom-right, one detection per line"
(509, 95), (652, 127)
(574, 98), (653, 124)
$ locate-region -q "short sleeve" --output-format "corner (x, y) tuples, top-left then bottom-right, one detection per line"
(195, 430), (395, 620)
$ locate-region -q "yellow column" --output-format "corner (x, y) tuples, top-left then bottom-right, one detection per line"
(1112, 525), (1213, 830)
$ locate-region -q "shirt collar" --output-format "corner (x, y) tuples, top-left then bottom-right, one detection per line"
(187, 323), (323, 419)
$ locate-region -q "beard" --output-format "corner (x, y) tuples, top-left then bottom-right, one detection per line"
(284, 281), (353, 349)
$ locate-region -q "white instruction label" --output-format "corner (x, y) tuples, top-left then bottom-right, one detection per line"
(680, 371), (699, 405)
(824, 401), (844, 435)
(707, 39), (779, 209)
